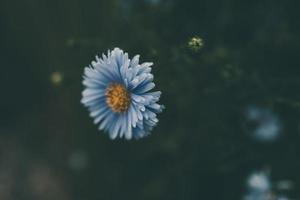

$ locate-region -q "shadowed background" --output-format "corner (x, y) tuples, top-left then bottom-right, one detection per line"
(0, 0), (299, 199)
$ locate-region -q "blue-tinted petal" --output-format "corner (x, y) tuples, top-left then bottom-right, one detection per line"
(134, 82), (155, 94)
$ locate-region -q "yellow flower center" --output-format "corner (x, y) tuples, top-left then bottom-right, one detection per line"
(105, 83), (131, 113)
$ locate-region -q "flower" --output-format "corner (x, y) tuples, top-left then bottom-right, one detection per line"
(247, 171), (271, 192)
(81, 48), (164, 140)
(188, 36), (204, 51)
(50, 71), (63, 85)
(244, 170), (272, 200)
(244, 170), (293, 200)
(245, 106), (281, 142)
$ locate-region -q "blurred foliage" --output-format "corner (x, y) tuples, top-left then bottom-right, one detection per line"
(0, 0), (299, 199)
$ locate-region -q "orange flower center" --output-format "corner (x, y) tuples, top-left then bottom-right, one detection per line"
(105, 83), (131, 113)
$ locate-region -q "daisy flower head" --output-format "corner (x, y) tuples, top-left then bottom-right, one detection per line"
(81, 48), (164, 140)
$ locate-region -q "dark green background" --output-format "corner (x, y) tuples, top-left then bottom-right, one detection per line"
(0, 0), (299, 199)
